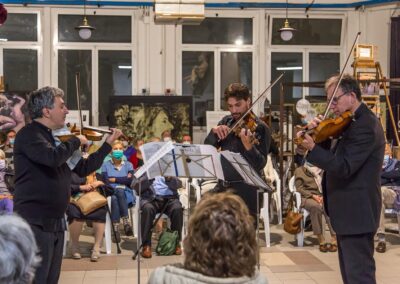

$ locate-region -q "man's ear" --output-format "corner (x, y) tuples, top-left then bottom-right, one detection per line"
(42, 107), (50, 118)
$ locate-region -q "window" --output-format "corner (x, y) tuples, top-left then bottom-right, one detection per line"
(309, 53), (340, 96)
(3, 49), (38, 92)
(0, 13), (37, 42)
(58, 15), (131, 43)
(271, 18), (342, 45)
(182, 18), (253, 44)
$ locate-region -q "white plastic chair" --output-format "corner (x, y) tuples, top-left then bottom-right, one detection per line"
(288, 176), (309, 247)
(260, 192), (271, 247)
(263, 155), (282, 224)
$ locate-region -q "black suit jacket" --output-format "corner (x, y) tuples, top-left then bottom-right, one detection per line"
(307, 103), (385, 235)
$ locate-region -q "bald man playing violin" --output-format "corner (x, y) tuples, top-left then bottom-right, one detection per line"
(204, 82), (271, 221)
(297, 75), (385, 284)
(13, 86), (123, 284)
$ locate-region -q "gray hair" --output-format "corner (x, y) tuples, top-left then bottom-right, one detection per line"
(28, 86), (64, 119)
(0, 214), (41, 284)
(325, 74), (362, 101)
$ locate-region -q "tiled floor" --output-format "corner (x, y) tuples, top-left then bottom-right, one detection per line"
(60, 218), (400, 284)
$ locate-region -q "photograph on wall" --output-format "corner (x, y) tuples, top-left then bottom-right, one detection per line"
(109, 96), (193, 142)
(0, 91), (29, 134)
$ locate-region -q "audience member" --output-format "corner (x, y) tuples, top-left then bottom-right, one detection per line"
(0, 214), (41, 284)
(129, 138), (144, 169)
(148, 192), (267, 283)
(161, 130), (173, 142)
(0, 149), (12, 214)
(132, 174), (183, 259)
(101, 140), (135, 242)
(67, 171), (113, 262)
(376, 144), (400, 253)
(181, 134), (192, 144)
(13, 86), (122, 284)
(294, 162), (337, 252)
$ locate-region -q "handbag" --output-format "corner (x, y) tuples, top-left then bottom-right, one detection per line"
(283, 194), (303, 235)
(70, 173), (107, 215)
(156, 229), (179, 256)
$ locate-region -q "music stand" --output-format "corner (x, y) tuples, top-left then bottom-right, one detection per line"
(220, 150), (272, 269)
(132, 141), (224, 284)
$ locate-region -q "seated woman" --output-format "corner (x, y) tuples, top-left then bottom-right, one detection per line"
(101, 140), (135, 242)
(148, 192), (267, 283)
(294, 162), (337, 252)
(67, 171), (113, 262)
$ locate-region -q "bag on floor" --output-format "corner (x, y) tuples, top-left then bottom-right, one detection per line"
(283, 194), (303, 235)
(156, 229), (178, 256)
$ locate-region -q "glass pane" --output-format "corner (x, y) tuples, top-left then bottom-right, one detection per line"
(58, 15), (131, 43)
(272, 18), (342, 45)
(98, 50), (132, 126)
(309, 53), (340, 96)
(182, 18), (253, 44)
(220, 52), (252, 110)
(270, 52), (303, 105)
(182, 51), (214, 126)
(4, 49), (38, 92)
(0, 13), (37, 41)
(58, 50), (92, 113)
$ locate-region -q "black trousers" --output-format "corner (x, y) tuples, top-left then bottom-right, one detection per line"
(30, 225), (64, 284)
(337, 232), (376, 284)
(141, 198), (183, 246)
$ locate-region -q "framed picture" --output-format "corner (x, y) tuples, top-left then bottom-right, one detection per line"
(0, 91), (29, 134)
(357, 71), (379, 96)
(109, 96), (193, 142)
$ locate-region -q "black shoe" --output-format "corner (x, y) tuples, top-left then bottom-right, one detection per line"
(376, 241), (386, 253)
(124, 223), (133, 236)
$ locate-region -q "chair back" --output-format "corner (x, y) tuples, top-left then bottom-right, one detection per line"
(288, 176), (295, 193)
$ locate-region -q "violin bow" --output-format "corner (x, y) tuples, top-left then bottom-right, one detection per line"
(323, 32), (361, 119)
(225, 72), (285, 137)
(75, 72), (84, 135)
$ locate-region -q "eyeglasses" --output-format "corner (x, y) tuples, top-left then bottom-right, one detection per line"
(329, 93), (348, 105)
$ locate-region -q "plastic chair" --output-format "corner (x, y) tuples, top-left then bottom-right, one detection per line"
(263, 155), (282, 224)
(259, 192), (271, 247)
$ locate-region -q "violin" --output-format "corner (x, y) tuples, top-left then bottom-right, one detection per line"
(294, 111), (353, 145)
(55, 124), (113, 143)
(231, 111), (260, 145)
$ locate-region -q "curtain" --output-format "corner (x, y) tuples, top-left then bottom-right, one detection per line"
(388, 17), (400, 145)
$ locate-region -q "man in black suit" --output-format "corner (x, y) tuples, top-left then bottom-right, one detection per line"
(298, 75), (385, 284)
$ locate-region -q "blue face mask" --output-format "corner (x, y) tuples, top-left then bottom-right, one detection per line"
(112, 150), (124, 160)
(382, 155), (390, 168)
(9, 138), (15, 145)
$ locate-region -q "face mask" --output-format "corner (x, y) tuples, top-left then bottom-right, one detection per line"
(382, 155), (390, 168)
(112, 150), (124, 160)
(9, 138), (15, 145)
(182, 141), (191, 145)
(163, 137), (172, 142)
(0, 160), (5, 170)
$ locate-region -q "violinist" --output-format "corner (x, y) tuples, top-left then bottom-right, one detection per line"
(298, 75), (385, 284)
(13, 86), (123, 284)
(204, 83), (271, 220)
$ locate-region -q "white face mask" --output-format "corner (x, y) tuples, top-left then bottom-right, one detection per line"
(163, 137), (172, 142)
(182, 141), (191, 145)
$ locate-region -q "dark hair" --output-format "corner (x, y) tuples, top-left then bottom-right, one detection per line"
(28, 86), (64, 119)
(183, 192), (257, 278)
(223, 83), (251, 102)
(325, 74), (362, 101)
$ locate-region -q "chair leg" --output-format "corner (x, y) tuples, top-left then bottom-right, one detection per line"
(104, 197), (112, 254)
(262, 193), (271, 247)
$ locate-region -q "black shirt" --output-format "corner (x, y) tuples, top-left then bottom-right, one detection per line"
(13, 121), (111, 231)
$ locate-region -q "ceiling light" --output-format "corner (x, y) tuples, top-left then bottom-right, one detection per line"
(118, 65), (132, 69)
(278, 0), (296, 41)
(276, 66), (302, 71)
(75, 0), (95, 40)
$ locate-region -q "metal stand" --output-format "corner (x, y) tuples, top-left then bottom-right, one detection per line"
(256, 188), (262, 270)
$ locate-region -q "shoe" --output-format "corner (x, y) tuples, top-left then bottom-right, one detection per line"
(71, 246), (81, 259)
(175, 244), (182, 255)
(112, 225), (121, 243)
(141, 245), (152, 258)
(124, 223), (133, 236)
(319, 243), (329, 253)
(90, 250), (100, 262)
(328, 243), (338, 252)
(376, 241), (386, 253)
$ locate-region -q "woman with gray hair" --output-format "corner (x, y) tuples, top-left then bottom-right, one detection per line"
(0, 214), (41, 284)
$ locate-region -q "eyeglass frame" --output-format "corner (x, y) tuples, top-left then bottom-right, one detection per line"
(328, 92), (350, 105)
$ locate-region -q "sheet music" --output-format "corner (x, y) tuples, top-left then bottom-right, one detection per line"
(220, 151), (270, 190)
(135, 141), (175, 178)
(139, 142), (224, 180)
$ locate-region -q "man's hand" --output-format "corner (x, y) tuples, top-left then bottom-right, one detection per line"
(312, 194), (323, 204)
(239, 128), (253, 151)
(299, 133), (316, 151)
(212, 125), (230, 140)
(76, 134), (88, 146)
(91, 180), (104, 188)
(105, 128), (123, 145)
(80, 184), (93, 192)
